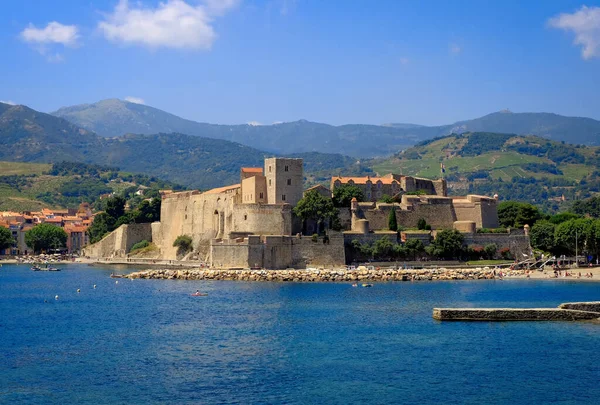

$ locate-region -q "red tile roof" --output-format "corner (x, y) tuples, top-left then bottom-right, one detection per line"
(241, 167), (263, 173)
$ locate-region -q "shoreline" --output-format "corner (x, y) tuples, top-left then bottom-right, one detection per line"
(125, 267), (600, 283)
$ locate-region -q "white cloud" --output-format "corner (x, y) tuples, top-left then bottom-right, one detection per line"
(0, 100), (16, 105)
(20, 21), (79, 46)
(449, 43), (462, 54)
(98, 0), (239, 50)
(125, 96), (145, 104)
(548, 6), (600, 60)
(247, 121), (262, 126)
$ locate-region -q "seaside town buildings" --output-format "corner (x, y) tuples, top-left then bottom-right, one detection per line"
(0, 203), (93, 255)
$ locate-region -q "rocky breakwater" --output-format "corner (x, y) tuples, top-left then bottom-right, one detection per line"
(125, 267), (516, 282)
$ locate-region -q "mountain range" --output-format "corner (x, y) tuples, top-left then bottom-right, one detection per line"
(51, 99), (600, 157)
(0, 102), (371, 189)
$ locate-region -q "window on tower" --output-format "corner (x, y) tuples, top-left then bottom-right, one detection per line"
(282, 195), (286, 201)
(287, 179), (291, 185)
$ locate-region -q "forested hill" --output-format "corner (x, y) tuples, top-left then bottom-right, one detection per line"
(372, 132), (600, 212)
(51, 99), (417, 157)
(0, 102), (372, 189)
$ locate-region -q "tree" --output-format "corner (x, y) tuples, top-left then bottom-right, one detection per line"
(373, 237), (394, 259)
(405, 239), (425, 260)
(25, 223), (67, 253)
(105, 196), (126, 220)
(417, 218), (428, 230)
(515, 203), (543, 227)
(388, 209), (398, 231)
(294, 190), (338, 231)
(554, 218), (593, 256)
(530, 221), (557, 253)
(429, 229), (464, 259)
(497, 201), (523, 228)
(0, 227), (14, 250)
(332, 185), (365, 207)
(173, 235), (193, 256)
(379, 194), (394, 203)
(87, 212), (116, 244)
(498, 201), (544, 228)
(134, 197), (161, 223)
(549, 212), (580, 225)
(484, 243), (497, 259)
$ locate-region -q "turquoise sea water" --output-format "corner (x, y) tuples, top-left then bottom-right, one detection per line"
(1, 264), (599, 404)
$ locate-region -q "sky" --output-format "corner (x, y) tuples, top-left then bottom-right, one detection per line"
(1, 0), (599, 126)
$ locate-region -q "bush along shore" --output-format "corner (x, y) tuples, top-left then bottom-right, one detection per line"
(125, 268), (529, 282)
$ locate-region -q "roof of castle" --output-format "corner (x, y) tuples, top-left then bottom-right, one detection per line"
(204, 184), (241, 194)
(332, 176), (400, 185)
(241, 167), (263, 173)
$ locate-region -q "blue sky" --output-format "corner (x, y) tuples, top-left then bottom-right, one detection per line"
(1, 0), (599, 126)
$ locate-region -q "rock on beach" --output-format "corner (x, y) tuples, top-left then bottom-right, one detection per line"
(125, 268), (522, 282)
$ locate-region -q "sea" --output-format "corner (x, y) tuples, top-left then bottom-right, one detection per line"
(0, 263), (599, 404)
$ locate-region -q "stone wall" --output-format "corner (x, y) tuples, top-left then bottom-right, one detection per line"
(157, 189), (291, 260)
(83, 223), (153, 259)
(210, 233), (346, 269)
(463, 233), (530, 258)
(291, 233), (346, 268)
(349, 195), (499, 231)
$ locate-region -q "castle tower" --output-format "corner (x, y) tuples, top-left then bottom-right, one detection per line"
(264, 157), (304, 205)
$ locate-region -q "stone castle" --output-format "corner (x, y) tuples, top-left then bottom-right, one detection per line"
(84, 157), (529, 268)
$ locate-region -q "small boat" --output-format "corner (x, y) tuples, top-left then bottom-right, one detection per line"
(110, 273), (124, 278)
(361, 283), (373, 288)
(31, 265), (41, 271)
(47, 267), (60, 271)
(191, 292), (208, 296)
(351, 283), (358, 287)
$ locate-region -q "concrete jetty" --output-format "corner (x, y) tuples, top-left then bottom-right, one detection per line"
(433, 302), (600, 321)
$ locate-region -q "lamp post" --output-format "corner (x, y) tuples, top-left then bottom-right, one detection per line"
(575, 230), (579, 268)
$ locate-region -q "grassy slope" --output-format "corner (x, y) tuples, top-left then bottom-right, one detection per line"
(372, 134), (596, 183)
(0, 162), (51, 176)
(0, 162), (136, 211)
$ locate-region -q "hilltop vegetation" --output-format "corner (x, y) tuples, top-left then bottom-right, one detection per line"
(372, 132), (600, 212)
(0, 161), (183, 211)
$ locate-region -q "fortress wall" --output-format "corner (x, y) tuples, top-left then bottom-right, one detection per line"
(338, 208), (352, 230)
(210, 234), (345, 269)
(159, 191), (235, 259)
(453, 196), (498, 228)
(396, 201), (456, 229)
(291, 233), (345, 268)
(463, 233), (530, 258)
(231, 204), (291, 236)
(479, 200), (499, 228)
(83, 223), (153, 259)
(210, 239), (251, 268)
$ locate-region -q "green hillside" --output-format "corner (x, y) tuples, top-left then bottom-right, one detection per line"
(372, 132), (600, 212)
(0, 161), (183, 212)
(0, 102), (373, 190)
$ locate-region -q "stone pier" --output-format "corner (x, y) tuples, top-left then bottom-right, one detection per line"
(433, 302), (600, 321)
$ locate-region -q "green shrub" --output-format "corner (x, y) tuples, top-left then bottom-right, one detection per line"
(130, 240), (150, 252)
(173, 235), (193, 254)
(311, 234), (318, 243)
